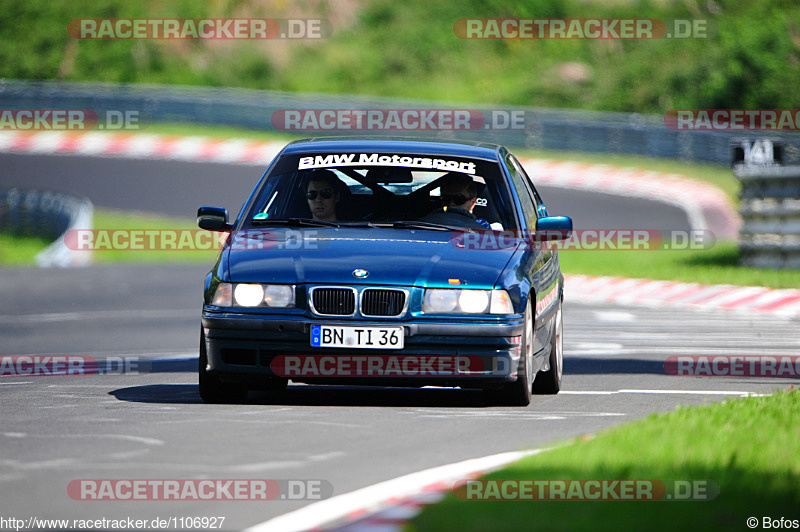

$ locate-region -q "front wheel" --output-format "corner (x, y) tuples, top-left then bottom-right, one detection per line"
(198, 328), (248, 403)
(488, 299), (534, 406)
(532, 302), (563, 395)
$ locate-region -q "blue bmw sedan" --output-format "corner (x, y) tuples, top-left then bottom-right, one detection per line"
(198, 138), (572, 406)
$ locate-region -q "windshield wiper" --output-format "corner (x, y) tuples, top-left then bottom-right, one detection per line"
(387, 221), (477, 232)
(337, 221), (378, 228)
(250, 218), (340, 227)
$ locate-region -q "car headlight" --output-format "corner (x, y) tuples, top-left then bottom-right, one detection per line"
(423, 289), (459, 312)
(234, 284), (264, 307)
(458, 290), (490, 313)
(264, 284), (295, 307)
(490, 290), (514, 314)
(423, 289), (513, 314)
(211, 283), (232, 306)
(211, 283), (295, 308)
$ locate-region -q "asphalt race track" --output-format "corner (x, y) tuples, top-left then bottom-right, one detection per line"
(1, 153), (796, 530)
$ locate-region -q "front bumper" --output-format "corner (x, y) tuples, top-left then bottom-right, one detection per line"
(202, 310), (525, 388)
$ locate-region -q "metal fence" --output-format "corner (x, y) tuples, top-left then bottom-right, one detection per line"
(0, 188), (93, 267)
(3, 79), (800, 166)
(735, 163), (800, 269)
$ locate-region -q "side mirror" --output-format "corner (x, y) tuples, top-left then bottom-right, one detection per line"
(197, 206), (232, 231)
(535, 216), (573, 241)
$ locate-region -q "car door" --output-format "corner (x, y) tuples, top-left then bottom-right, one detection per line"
(505, 152), (559, 349)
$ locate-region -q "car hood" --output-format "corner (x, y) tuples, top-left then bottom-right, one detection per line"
(225, 227), (519, 288)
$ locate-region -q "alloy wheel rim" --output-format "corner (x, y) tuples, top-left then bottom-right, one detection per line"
(555, 308), (563, 381)
(525, 304), (534, 384)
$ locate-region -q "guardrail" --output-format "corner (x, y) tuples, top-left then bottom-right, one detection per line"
(734, 140), (800, 269)
(2, 79), (800, 165)
(0, 188), (93, 267)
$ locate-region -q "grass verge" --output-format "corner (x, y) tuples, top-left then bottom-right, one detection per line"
(407, 388), (800, 532)
(0, 232), (53, 265)
(89, 209), (219, 264)
(0, 209), (219, 267)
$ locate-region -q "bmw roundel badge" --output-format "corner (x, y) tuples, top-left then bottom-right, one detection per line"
(353, 269), (369, 278)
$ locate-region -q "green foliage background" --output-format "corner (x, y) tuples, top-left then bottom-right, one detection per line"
(1, 0), (798, 112)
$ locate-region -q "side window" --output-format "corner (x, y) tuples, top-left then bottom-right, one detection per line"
(531, 185), (548, 218)
(505, 154), (538, 229)
(509, 155), (543, 213)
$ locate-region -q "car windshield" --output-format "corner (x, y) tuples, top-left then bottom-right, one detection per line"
(243, 152), (519, 231)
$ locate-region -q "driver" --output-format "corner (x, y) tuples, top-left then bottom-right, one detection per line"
(421, 172), (491, 229)
(304, 169), (344, 222)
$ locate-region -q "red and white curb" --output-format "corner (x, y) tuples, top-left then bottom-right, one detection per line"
(565, 274), (800, 319)
(0, 131), (286, 166)
(244, 449), (548, 532)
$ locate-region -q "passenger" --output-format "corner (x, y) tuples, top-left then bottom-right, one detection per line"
(422, 172), (491, 229)
(304, 169), (345, 222)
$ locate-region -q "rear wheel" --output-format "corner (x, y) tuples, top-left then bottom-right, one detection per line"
(489, 299), (534, 406)
(532, 302), (563, 395)
(198, 328), (248, 403)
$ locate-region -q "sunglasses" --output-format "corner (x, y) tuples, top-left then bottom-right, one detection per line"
(440, 193), (473, 205)
(306, 189), (334, 200)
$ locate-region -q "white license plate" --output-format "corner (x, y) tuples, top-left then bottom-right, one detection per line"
(310, 325), (403, 349)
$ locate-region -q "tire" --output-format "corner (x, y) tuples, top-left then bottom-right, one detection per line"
(532, 301), (563, 395)
(489, 298), (534, 406)
(198, 328), (248, 403)
(258, 377), (288, 392)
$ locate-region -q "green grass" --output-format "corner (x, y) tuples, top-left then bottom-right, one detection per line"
(0, 232), (53, 265)
(0, 209), (219, 266)
(408, 388), (800, 532)
(89, 209), (219, 264)
(559, 242), (800, 290)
